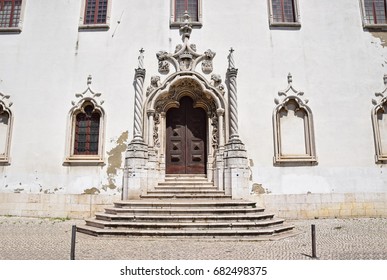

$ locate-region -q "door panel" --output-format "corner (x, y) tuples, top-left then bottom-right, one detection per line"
(166, 97), (207, 174)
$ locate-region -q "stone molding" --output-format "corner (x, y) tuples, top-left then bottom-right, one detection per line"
(0, 91), (13, 164)
(64, 75), (106, 165)
(78, 0), (112, 31)
(273, 73), (317, 165)
(267, 0), (301, 28)
(371, 74), (387, 162)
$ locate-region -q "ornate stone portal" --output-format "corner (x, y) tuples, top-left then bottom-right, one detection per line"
(122, 13), (250, 199)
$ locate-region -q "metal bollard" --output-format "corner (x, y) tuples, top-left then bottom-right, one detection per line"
(311, 224), (317, 259)
(70, 225), (76, 260)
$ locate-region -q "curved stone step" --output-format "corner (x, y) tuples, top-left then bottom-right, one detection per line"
(104, 207), (265, 215)
(114, 200), (256, 209)
(95, 212), (275, 222)
(85, 219), (286, 230)
(76, 224), (295, 238)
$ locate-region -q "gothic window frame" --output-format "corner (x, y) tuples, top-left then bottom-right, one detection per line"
(371, 75), (387, 163)
(170, 0), (202, 28)
(0, 92), (13, 164)
(78, 0), (112, 31)
(64, 76), (105, 166)
(272, 74), (317, 165)
(360, 0), (387, 30)
(267, 0), (301, 28)
(0, 0), (27, 33)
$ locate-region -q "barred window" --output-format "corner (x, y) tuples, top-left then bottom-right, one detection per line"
(175, 0), (198, 22)
(74, 105), (100, 155)
(364, 0), (387, 24)
(272, 0), (296, 23)
(84, 0), (108, 24)
(0, 0), (22, 28)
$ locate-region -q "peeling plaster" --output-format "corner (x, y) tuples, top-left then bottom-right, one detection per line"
(83, 187), (100, 195)
(371, 32), (387, 48)
(251, 183), (266, 194)
(103, 131), (128, 191)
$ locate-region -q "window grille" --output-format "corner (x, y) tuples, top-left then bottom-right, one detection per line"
(364, 0), (387, 24)
(272, 0), (296, 23)
(84, 0), (108, 24)
(74, 105), (100, 155)
(0, 0), (22, 28)
(175, 0), (198, 22)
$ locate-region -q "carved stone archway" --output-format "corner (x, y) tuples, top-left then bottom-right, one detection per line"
(123, 13), (250, 200)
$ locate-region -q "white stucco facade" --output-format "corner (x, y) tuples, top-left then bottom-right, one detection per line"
(0, 0), (386, 218)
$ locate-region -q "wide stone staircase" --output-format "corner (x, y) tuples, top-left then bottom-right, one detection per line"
(76, 176), (295, 240)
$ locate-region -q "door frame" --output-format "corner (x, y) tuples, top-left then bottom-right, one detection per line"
(143, 74), (228, 182)
(165, 96), (208, 174)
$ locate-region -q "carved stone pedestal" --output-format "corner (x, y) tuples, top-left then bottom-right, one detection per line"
(122, 140), (149, 200)
(223, 139), (250, 199)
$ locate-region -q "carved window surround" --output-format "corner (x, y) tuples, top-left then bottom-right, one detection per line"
(0, 0), (27, 33)
(64, 76), (105, 166)
(0, 92), (13, 164)
(273, 73), (317, 165)
(267, 0), (301, 28)
(371, 75), (387, 163)
(170, 0), (202, 28)
(78, 0), (112, 31)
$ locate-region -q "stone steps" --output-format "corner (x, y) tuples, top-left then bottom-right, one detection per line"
(113, 200), (256, 208)
(94, 212), (276, 222)
(76, 225), (295, 238)
(85, 219), (286, 230)
(77, 178), (295, 239)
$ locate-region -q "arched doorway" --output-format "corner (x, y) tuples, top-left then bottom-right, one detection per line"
(166, 96), (207, 174)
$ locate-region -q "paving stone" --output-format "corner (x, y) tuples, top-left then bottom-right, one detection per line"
(0, 216), (386, 260)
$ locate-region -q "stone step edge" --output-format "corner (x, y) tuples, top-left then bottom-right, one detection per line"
(104, 208), (265, 214)
(95, 213), (275, 220)
(140, 194), (232, 198)
(114, 201), (256, 208)
(76, 225), (295, 236)
(85, 219), (286, 228)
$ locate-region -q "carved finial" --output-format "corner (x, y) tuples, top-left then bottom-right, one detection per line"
(384, 74), (387, 86)
(228, 48), (235, 69)
(138, 48), (145, 69)
(183, 11), (190, 23)
(287, 73), (293, 85)
(180, 11), (192, 40)
(87, 75), (92, 86)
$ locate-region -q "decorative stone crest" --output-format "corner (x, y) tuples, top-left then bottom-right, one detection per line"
(71, 75), (104, 106)
(274, 73), (308, 105)
(0, 92), (13, 109)
(372, 74), (387, 107)
(156, 12), (216, 75)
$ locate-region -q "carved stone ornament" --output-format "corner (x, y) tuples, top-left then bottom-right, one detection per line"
(273, 73), (317, 164)
(0, 92), (13, 109)
(156, 12), (216, 75)
(210, 74), (225, 94)
(153, 112), (160, 147)
(154, 78), (217, 115)
(71, 75), (104, 106)
(146, 76), (161, 97)
(371, 74), (387, 162)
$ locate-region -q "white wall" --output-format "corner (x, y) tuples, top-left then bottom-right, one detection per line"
(0, 0), (386, 196)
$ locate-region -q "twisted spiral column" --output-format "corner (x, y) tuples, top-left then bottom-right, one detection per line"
(133, 49), (146, 142)
(227, 48), (239, 142)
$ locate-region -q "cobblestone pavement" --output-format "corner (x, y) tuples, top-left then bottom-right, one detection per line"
(0, 216), (386, 260)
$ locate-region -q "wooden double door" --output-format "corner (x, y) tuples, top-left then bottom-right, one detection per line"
(166, 97), (207, 174)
